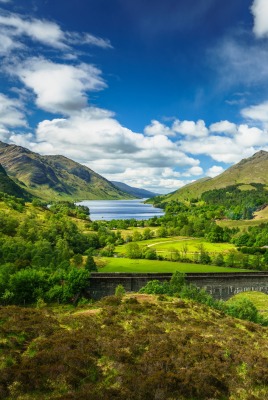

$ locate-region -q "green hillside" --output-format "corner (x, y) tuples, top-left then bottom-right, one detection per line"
(162, 150), (268, 202)
(0, 163), (29, 199)
(0, 141), (133, 201)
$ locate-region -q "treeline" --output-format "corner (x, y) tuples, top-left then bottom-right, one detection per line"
(201, 183), (268, 220)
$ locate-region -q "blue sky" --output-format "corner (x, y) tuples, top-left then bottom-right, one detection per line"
(0, 0), (268, 193)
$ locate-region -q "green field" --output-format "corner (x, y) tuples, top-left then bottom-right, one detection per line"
(97, 257), (250, 273)
(115, 237), (236, 256)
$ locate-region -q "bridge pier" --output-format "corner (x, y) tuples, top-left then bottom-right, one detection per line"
(87, 272), (268, 301)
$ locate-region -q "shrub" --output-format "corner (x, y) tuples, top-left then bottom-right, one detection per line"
(115, 284), (126, 297)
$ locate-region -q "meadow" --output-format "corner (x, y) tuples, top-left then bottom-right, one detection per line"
(115, 236), (236, 256)
(97, 257), (250, 273)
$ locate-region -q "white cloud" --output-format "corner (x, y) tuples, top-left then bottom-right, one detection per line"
(206, 166), (225, 178)
(0, 12), (111, 53)
(241, 101), (268, 123)
(183, 166), (204, 177)
(0, 93), (27, 127)
(144, 120), (174, 136)
(209, 120), (237, 135)
(172, 119), (208, 137)
(8, 107), (200, 194)
(180, 122), (268, 163)
(251, 0), (268, 38)
(103, 166), (191, 194)
(12, 58), (106, 115)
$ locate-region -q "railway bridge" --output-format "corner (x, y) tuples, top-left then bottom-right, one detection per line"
(88, 272), (268, 301)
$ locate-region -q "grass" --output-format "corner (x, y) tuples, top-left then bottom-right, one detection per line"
(217, 219), (268, 229)
(115, 236), (236, 256)
(227, 291), (268, 318)
(96, 257), (251, 273)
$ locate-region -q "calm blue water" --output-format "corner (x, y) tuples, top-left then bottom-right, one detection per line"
(76, 199), (164, 221)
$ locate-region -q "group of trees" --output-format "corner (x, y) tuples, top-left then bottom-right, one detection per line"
(0, 197), (99, 306)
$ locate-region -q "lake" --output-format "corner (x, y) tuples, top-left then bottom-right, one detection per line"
(76, 199), (164, 221)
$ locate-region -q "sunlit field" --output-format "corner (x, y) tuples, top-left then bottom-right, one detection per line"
(115, 237), (236, 256)
(97, 257), (250, 273)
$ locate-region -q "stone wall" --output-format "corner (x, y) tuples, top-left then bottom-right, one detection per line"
(87, 272), (268, 301)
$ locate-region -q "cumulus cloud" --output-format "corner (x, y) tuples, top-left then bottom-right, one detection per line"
(0, 93), (27, 127)
(206, 165), (225, 178)
(0, 12), (112, 54)
(180, 123), (268, 163)
(251, 0), (268, 38)
(103, 166), (190, 193)
(7, 106), (202, 193)
(172, 119), (208, 137)
(183, 166), (204, 177)
(10, 58), (106, 115)
(209, 120), (237, 135)
(29, 108), (198, 166)
(144, 120), (174, 136)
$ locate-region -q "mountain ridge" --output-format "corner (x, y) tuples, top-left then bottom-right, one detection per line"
(161, 150), (268, 202)
(111, 181), (159, 198)
(0, 141), (134, 201)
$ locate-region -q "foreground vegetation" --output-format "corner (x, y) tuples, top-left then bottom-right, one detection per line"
(0, 294), (267, 400)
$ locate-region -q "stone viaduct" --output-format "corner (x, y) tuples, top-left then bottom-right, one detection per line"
(87, 272), (268, 301)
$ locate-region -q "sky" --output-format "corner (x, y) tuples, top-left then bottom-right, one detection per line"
(0, 0), (268, 193)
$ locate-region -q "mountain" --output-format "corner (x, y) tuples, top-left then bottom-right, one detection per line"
(0, 141), (133, 201)
(0, 163), (29, 198)
(111, 181), (159, 198)
(162, 150), (268, 202)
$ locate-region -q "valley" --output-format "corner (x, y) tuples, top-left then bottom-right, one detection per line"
(0, 147), (268, 400)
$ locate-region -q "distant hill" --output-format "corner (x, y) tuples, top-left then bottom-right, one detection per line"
(0, 141), (133, 201)
(0, 163), (29, 198)
(160, 150), (268, 202)
(111, 181), (159, 198)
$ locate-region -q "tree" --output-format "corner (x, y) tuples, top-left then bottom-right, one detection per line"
(214, 253), (225, 266)
(226, 298), (259, 323)
(126, 243), (142, 259)
(84, 255), (98, 272)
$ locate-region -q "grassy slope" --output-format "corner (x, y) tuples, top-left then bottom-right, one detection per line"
(1, 298), (267, 399)
(97, 257), (250, 273)
(0, 164), (28, 199)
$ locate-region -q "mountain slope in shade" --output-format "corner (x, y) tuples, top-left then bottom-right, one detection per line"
(163, 150), (268, 202)
(0, 163), (29, 198)
(111, 181), (159, 198)
(0, 141), (133, 201)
